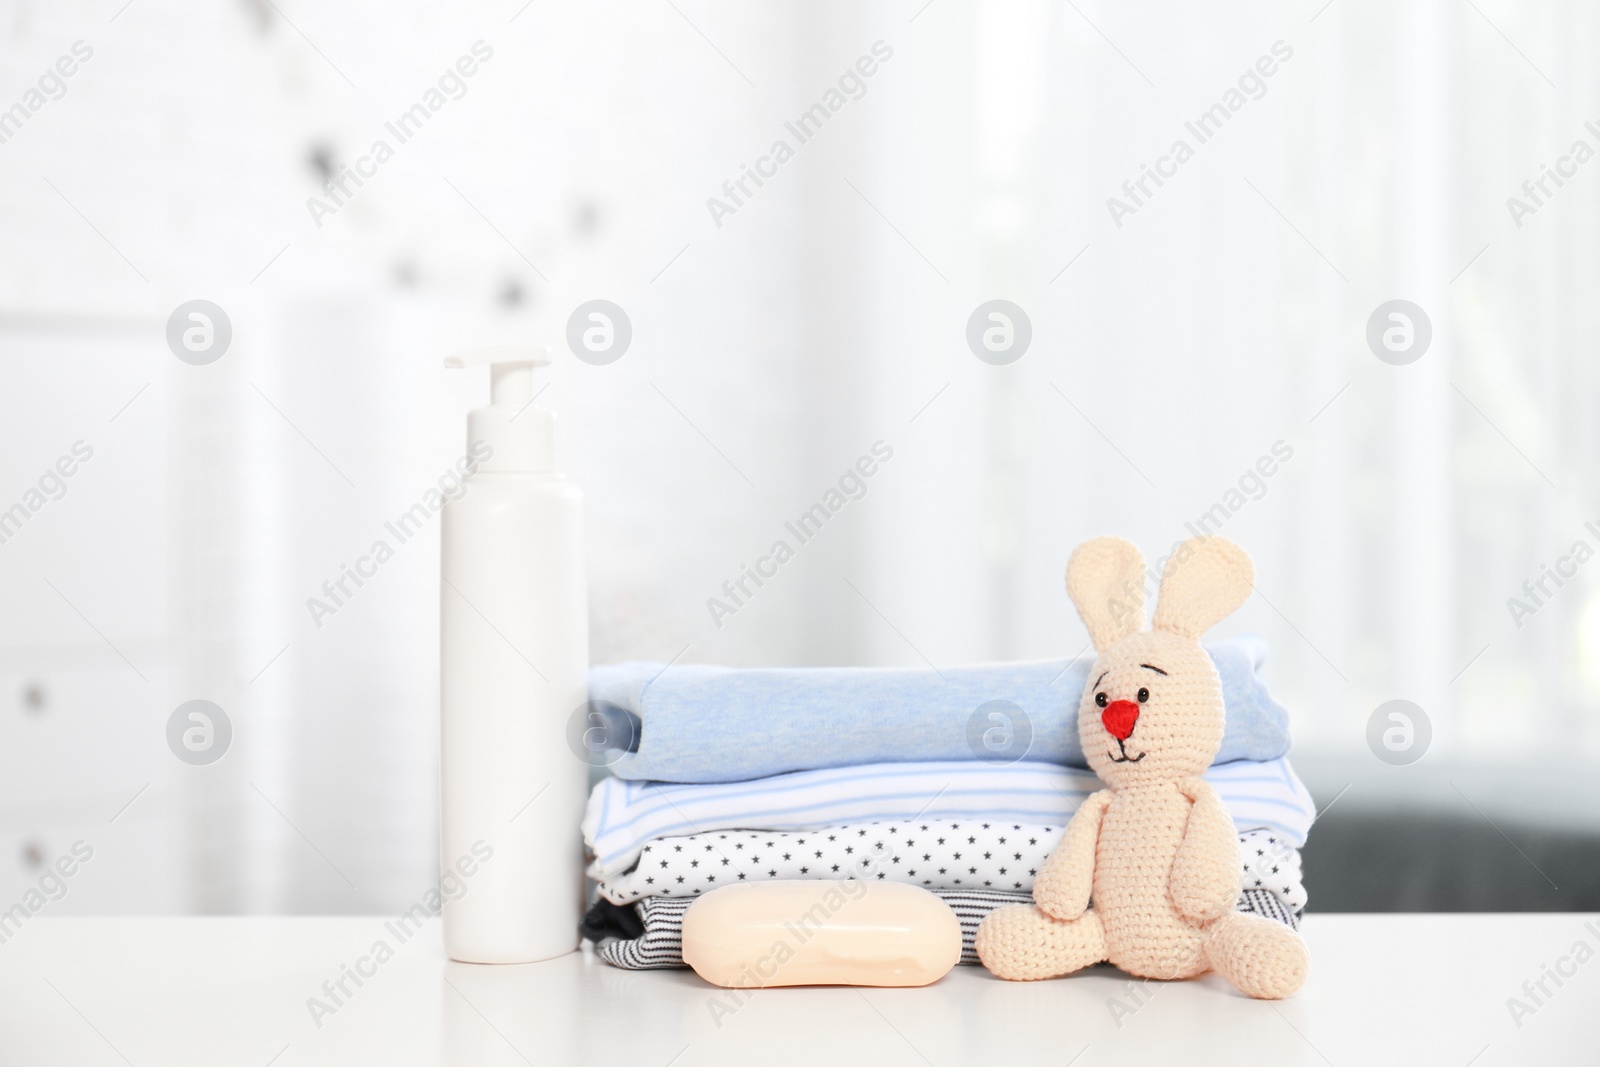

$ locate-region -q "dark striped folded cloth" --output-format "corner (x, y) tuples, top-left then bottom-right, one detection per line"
(580, 887), (1300, 971)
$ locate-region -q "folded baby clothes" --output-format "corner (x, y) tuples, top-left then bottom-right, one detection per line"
(596, 823), (1303, 907)
(589, 637), (1291, 783)
(596, 820), (1064, 904)
(582, 757), (1316, 880)
(581, 885), (1302, 971)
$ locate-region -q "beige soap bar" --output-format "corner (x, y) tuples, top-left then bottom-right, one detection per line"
(681, 880), (961, 988)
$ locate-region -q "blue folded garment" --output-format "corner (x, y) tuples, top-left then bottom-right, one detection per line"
(588, 636), (1291, 784)
(582, 755), (1316, 878)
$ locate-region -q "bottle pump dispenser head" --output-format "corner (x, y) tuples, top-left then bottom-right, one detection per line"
(445, 345), (556, 473)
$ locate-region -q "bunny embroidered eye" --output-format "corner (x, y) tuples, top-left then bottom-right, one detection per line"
(1136, 687), (1149, 703)
(1095, 692), (1108, 708)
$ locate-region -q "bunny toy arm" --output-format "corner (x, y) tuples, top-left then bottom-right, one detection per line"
(1169, 777), (1244, 923)
(1032, 788), (1113, 921)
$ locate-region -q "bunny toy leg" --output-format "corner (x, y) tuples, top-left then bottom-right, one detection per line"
(1203, 911), (1309, 1000)
(975, 904), (1107, 982)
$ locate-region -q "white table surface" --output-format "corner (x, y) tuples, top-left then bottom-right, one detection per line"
(0, 914), (1591, 1066)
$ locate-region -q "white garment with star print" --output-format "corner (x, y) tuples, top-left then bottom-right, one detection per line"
(595, 822), (1305, 913)
(1238, 828), (1307, 911)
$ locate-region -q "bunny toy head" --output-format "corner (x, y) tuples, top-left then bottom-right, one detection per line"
(1066, 536), (1254, 789)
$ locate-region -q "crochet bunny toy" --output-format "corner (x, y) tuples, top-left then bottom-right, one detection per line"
(975, 535), (1309, 999)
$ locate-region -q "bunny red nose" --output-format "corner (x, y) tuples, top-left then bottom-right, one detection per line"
(1102, 699), (1140, 741)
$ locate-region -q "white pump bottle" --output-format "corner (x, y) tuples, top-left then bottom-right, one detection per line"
(440, 345), (587, 963)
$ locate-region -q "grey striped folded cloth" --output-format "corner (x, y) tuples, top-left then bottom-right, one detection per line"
(580, 887), (1300, 971)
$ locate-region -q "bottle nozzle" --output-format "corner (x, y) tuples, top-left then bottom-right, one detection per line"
(444, 344), (552, 403)
(490, 362), (533, 406)
(444, 344), (557, 473)
(443, 344), (553, 367)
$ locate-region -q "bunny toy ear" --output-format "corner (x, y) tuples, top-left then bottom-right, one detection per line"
(1151, 536), (1254, 639)
(1066, 537), (1148, 652)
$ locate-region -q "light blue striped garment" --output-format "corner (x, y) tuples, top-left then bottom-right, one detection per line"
(583, 757), (1316, 878)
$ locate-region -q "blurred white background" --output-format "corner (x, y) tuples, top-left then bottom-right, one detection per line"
(1, 0), (1597, 915)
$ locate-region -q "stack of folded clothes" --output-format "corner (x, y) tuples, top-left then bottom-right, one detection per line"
(578, 637), (1313, 970)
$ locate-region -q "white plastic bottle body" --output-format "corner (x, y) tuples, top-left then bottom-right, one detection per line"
(440, 472), (587, 963)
